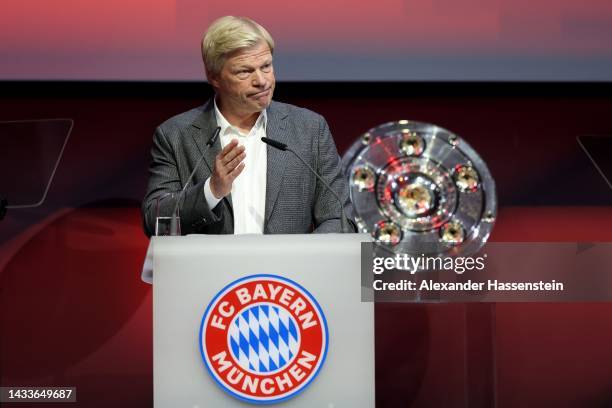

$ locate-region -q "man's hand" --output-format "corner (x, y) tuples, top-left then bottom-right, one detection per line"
(210, 139), (246, 199)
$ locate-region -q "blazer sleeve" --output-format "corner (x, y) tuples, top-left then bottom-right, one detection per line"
(311, 117), (357, 233)
(141, 125), (227, 237)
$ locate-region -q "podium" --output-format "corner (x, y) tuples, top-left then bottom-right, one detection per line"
(144, 234), (374, 407)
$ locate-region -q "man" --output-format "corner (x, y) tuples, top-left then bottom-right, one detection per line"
(142, 16), (354, 236)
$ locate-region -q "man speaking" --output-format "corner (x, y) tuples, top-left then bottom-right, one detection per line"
(142, 16), (355, 236)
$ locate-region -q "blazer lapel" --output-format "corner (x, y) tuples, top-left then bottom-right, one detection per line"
(264, 102), (289, 225)
(187, 99), (233, 209)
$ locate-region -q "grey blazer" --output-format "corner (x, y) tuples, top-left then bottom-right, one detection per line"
(141, 99), (355, 236)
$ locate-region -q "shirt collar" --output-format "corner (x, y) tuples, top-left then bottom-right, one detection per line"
(213, 97), (267, 138)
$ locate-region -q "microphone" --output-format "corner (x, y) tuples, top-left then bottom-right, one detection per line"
(261, 137), (287, 151)
(261, 137), (351, 233)
(170, 126), (221, 235)
(206, 126), (221, 147)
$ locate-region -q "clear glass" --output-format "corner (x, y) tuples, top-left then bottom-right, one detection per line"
(155, 192), (181, 236)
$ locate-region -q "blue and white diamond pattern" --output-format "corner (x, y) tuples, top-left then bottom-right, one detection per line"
(228, 304), (300, 373)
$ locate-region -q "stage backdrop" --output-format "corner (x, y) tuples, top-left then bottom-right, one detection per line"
(1, 82), (612, 406)
(2, 0), (612, 80)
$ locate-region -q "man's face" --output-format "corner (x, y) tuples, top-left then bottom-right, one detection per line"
(210, 41), (275, 117)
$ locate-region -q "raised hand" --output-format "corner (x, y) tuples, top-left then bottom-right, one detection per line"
(210, 139), (246, 199)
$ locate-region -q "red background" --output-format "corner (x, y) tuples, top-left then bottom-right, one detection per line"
(2, 0), (612, 79)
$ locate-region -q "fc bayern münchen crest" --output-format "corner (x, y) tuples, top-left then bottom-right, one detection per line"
(199, 274), (329, 404)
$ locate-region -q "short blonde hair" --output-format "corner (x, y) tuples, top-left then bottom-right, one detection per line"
(202, 16), (275, 77)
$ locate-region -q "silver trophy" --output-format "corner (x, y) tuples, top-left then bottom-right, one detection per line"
(342, 120), (496, 256)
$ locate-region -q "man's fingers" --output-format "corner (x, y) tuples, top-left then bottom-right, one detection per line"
(210, 144), (245, 198)
(216, 151), (245, 176)
(222, 146), (245, 166)
(220, 138), (239, 156)
(228, 162), (246, 180)
(226, 152), (246, 172)
(221, 142), (244, 164)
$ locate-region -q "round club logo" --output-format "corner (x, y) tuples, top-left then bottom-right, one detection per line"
(199, 274), (329, 404)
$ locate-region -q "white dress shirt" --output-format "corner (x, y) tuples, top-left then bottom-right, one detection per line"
(203, 100), (267, 234)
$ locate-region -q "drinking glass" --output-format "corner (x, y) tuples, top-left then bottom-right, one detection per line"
(155, 192), (181, 236)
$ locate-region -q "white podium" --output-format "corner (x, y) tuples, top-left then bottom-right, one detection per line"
(144, 234), (374, 407)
